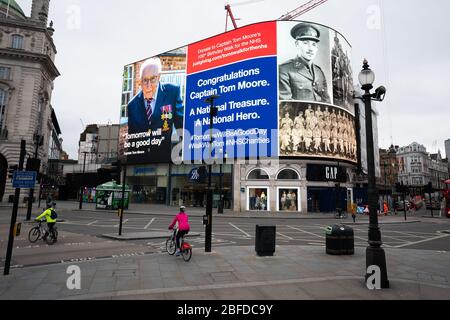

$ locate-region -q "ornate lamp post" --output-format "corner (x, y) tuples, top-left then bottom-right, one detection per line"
(358, 59), (389, 288)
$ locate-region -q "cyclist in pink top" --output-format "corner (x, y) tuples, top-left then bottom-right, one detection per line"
(168, 206), (190, 256)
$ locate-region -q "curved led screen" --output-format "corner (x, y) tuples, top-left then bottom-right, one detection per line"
(118, 20), (356, 164)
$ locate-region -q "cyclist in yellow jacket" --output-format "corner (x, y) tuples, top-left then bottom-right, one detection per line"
(35, 202), (57, 242)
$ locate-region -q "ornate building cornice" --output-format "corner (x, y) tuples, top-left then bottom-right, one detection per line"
(0, 48), (59, 79)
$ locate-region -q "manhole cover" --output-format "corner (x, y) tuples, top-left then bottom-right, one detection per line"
(209, 271), (237, 283)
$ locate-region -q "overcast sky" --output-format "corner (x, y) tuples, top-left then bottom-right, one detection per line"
(16, 0), (450, 159)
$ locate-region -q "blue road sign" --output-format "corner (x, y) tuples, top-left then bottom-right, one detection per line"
(12, 171), (37, 189)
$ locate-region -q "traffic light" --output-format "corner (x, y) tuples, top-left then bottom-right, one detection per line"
(396, 183), (409, 194)
(7, 165), (18, 180)
(425, 182), (433, 194)
(110, 161), (121, 181)
(197, 166), (207, 184)
(26, 158), (41, 172)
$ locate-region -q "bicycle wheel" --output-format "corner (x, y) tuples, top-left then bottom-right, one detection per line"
(28, 227), (41, 243)
(182, 248), (192, 262)
(166, 238), (176, 255)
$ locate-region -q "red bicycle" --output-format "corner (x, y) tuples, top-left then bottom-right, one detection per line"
(166, 228), (192, 262)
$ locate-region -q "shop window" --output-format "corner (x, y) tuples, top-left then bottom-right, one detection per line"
(276, 169), (299, 180)
(247, 169), (269, 180)
(248, 187), (269, 211)
(278, 188), (300, 212)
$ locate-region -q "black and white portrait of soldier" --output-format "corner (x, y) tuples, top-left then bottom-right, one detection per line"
(278, 22), (332, 104)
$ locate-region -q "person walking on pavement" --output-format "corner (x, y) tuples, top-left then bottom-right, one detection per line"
(35, 201), (58, 242)
(168, 206), (190, 256)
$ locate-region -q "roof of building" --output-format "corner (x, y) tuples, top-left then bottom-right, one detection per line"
(79, 124), (99, 142)
(0, 0), (26, 19)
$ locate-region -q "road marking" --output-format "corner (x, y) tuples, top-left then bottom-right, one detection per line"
(228, 223), (252, 238)
(87, 220), (98, 226)
(144, 218), (155, 230)
(382, 234), (420, 243)
(114, 219), (128, 227)
(287, 226), (324, 239)
(277, 232), (294, 240)
(395, 233), (450, 248)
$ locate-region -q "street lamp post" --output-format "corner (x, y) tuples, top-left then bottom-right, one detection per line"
(358, 59), (389, 288)
(204, 94), (220, 253)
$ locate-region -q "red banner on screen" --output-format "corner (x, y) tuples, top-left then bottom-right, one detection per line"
(187, 21), (277, 74)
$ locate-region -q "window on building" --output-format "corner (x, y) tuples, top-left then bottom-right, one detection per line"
(11, 35), (24, 49)
(247, 169), (269, 180)
(0, 89), (7, 130)
(121, 65), (134, 114)
(0, 67), (11, 80)
(277, 169), (299, 180)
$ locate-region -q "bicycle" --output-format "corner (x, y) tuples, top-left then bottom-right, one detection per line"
(28, 220), (58, 245)
(166, 228), (192, 262)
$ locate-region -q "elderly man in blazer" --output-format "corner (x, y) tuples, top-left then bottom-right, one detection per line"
(279, 23), (331, 103)
(127, 57), (184, 163)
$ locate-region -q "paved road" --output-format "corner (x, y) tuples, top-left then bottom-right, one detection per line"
(1, 207), (449, 271)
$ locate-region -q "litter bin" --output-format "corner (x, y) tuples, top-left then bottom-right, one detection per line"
(255, 225), (276, 257)
(325, 224), (354, 255)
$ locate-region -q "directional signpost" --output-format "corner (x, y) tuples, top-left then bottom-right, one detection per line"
(12, 171), (37, 189)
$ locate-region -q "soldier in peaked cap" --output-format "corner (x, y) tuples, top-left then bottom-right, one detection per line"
(279, 23), (331, 103)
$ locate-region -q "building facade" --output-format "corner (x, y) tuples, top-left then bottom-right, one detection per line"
(397, 142), (430, 187)
(396, 142), (449, 193)
(78, 124), (98, 165)
(377, 145), (399, 195)
(0, 0), (60, 202)
(97, 124), (119, 164)
(429, 151), (448, 191)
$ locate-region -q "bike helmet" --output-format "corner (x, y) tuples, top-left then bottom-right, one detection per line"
(180, 206), (186, 211)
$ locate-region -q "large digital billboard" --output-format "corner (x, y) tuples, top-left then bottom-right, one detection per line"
(119, 20), (356, 165)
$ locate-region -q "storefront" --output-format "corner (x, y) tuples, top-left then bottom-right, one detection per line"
(126, 164), (169, 204)
(170, 164), (233, 209)
(235, 161), (357, 214)
(236, 162), (306, 213)
(306, 163), (352, 213)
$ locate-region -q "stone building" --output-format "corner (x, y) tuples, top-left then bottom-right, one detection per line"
(377, 145), (399, 196)
(0, 0), (60, 202)
(429, 151), (448, 191)
(397, 142), (430, 187)
(396, 142), (448, 193)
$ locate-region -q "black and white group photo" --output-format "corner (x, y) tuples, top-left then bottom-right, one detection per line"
(279, 102), (357, 162)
